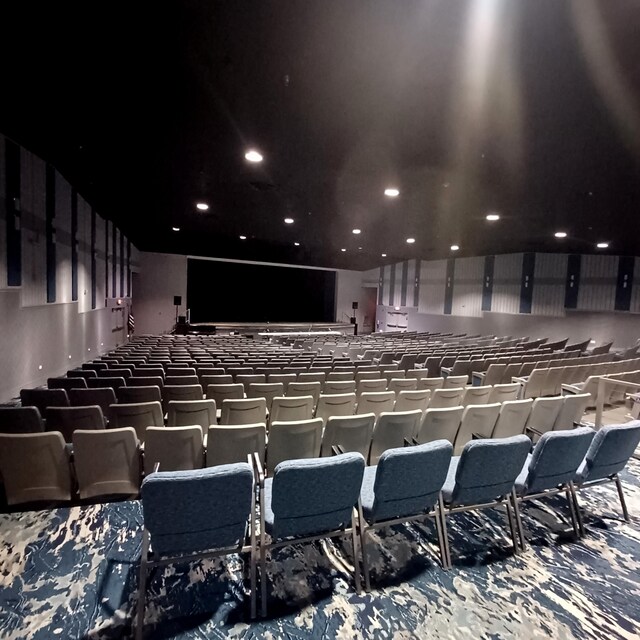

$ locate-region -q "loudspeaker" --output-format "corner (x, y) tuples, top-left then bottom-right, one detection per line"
(173, 296), (182, 306)
(352, 301), (358, 310)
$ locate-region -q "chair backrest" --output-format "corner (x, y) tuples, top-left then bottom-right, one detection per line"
(487, 383), (520, 404)
(201, 375), (233, 387)
(236, 374), (267, 394)
(541, 367), (565, 396)
(443, 375), (468, 389)
(429, 387), (464, 409)
(0, 432), (72, 505)
(483, 364), (506, 386)
(73, 427), (141, 499)
(143, 426), (204, 475)
(553, 393), (590, 431)
(323, 380), (357, 394)
(269, 452), (365, 539)
(117, 385), (162, 405)
(220, 397), (267, 426)
(491, 399), (533, 439)
(287, 382), (322, 406)
(367, 440), (453, 522)
(356, 391), (396, 417)
(0, 406), (44, 434)
(165, 375), (199, 386)
(522, 369), (547, 399)
(576, 421), (640, 484)
(167, 399), (217, 428)
(355, 371), (381, 384)
(454, 403), (501, 454)
(416, 406), (464, 445)
(141, 463), (253, 555)
(447, 435), (531, 506)
(369, 410), (423, 465)
(68, 387), (117, 417)
(246, 382), (284, 410)
(461, 386), (491, 407)
(127, 376), (164, 390)
(48, 377), (88, 391)
(357, 379), (388, 396)
(163, 385), (204, 411)
(394, 389), (431, 414)
(206, 424), (267, 467)
(206, 383), (244, 407)
(526, 396), (564, 435)
(268, 373), (297, 389)
(270, 396), (315, 423)
(268, 418), (323, 470)
(299, 372), (326, 384)
(45, 405), (105, 442)
(320, 413), (375, 458)
(20, 388), (69, 413)
(110, 401), (164, 441)
(387, 378), (418, 393)
(326, 372), (354, 382)
(520, 427), (595, 494)
(315, 393), (357, 425)
(417, 377), (445, 392)
(87, 377), (127, 390)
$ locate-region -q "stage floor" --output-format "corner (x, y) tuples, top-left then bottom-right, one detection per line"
(1, 462), (639, 639)
(186, 321), (356, 336)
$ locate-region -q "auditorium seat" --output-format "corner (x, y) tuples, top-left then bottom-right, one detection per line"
(429, 388), (465, 409)
(552, 393), (590, 431)
(454, 403), (501, 454)
(220, 398), (267, 426)
(167, 399), (217, 429)
(87, 376), (126, 390)
(417, 377), (445, 393)
(286, 381), (322, 407)
(461, 386), (491, 407)
(320, 413), (375, 458)
(110, 401), (164, 441)
(164, 375), (199, 387)
(267, 418), (323, 470)
(323, 380), (356, 395)
(20, 388), (69, 414)
(491, 399), (533, 439)
(47, 377), (88, 391)
(0, 406), (44, 434)
(270, 396), (315, 423)
(369, 410), (423, 465)
(387, 378), (418, 394)
(162, 385), (204, 413)
(117, 385), (162, 405)
(416, 406), (464, 445)
(525, 397), (564, 438)
(45, 406), (106, 442)
(68, 387), (117, 420)
(143, 426), (204, 475)
(356, 391), (396, 418)
(487, 383), (520, 404)
(315, 393), (357, 425)
(206, 424), (267, 467)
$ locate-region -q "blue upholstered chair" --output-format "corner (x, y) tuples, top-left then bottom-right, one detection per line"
(136, 462), (256, 638)
(573, 421), (640, 526)
(256, 452), (365, 616)
(359, 440), (452, 590)
(441, 435), (531, 566)
(513, 427), (595, 544)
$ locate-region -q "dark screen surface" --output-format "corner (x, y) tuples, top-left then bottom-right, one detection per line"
(187, 258), (337, 322)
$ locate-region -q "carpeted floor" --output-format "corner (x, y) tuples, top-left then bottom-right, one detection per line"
(1, 461), (639, 640)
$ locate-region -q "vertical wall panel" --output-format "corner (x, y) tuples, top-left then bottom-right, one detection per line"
(565, 254), (581, 309)
(418, 259), (446, 315)
(20, 152), (47, 307)
(388, 263), (396, 306)
(630, 258), (640, 314)
(111, 223), (118, 298)
(71, 189), (78, 301)
(127, 239), (131, 297)
(54, 172), (72, 303)
(492, 253), (522, 314)
(519, 253), (535, 314)
(95, 214), (106, 309)
(481, 255), (495, 311)
(452, 256), (483, 317)
(0, 134), (6, 288)
(378, 266), (384, 305)
(413, 259), (421, 308)
(444, 258), (455, 315)
(5, 138), (22, 287)
(615, 256), (635, 311)
(531, 253), (567, 316)
(77, 196), (92, 313)
(120, 230), (125, 297)
(577, 255), (617, 311)
(45, 164), (56, 303)
(400, 260), (409, 306)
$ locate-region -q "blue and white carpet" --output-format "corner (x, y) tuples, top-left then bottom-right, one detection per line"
(1, 462), (639, 639)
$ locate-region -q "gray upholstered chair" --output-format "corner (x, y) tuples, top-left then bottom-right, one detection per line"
(255, 452), (365, 616)
(573, 421), (640, 526)
(20, 388), (69, 414)
(0, 406), (44, 433)
(514, 427), (595, 543)
(136, 463), (256, 638)
(359, 440), (452, 589)
(47, 377), (88, 391)
(45, 405), (106, 442)
(441, 435), (531, 566)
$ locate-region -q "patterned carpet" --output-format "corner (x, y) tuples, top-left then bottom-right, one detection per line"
(1, 461), (639, 640)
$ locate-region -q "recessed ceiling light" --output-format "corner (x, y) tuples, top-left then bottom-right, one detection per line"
(555, 231), (567, 238)
(244, 149), (263, 163)
(596, 242), (609, 249)
(381, 253), (387, 257)
(406, 238), (416, 244)
(352, 228), (361, 235)
(358, 247), (362, 250)
(341, 248), (346, 252)
(284, 217), (294, 224)
(38, 365), (43, 370)
(486, 213), (500, 221)
(294, 242), (300, 246)
(384, 188), (400, 197)
(172, 227), (180, 232)
(239, 235), (247, 240)
(451, 244), (460, 251)
(196, 203), (209, 211)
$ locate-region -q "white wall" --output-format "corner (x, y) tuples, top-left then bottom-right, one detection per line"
(134, 252), (188, 335)
(335, 269), (366, 327)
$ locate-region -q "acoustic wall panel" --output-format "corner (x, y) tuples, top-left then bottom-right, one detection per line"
(418, 259), (446, 315)
(452, 256), (483, 317)
(412, 259), (421, 308)
(20, 151), (47, 308)
(400, 260), (409, 306)
(577, 255), (617, 311)
(77, 196), (92, 313)
(5, 138), (21, 287)
(71, 190), (78, 301)
(444, 259), (455, 315)
(565, 254), (581, 309)
(631, 258), (640, 314)
(0, 134), (7, 288)
(392, 261), (404, 307)
(532, 252), (567, 316)
(481, 255), (495, 311)
(491, 253), (522, 315)
(377, 266), (384, 304)
(94, 214), (106, 309)
(615, 256), (635, 312)
(382, 265), (392, 307)
(54, 171), (73, 304)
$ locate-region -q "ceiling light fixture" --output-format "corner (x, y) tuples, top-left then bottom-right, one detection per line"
(341, 248), (346, 252)
(196, 203), (209, 211)
(172, 227), (180, 232)
(555, 231), (567, 238)
(294, 242), (300, 246)
(284, 217), (294, 224)
(451, 244), (460, 251)
(406, 238), (416, 244)
(384, 188), (400, 197)
(486, 213), (500, 221)
(239, 235), (247, 240)
(381, 253), (387, 257)
(596, 242), (609, 249)
(244, 150), (263, 163)
(352, 228), (361, 235)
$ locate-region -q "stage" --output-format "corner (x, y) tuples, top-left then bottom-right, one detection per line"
(183, 321), (356, 337)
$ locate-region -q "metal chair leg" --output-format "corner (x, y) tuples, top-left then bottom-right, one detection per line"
(438, 494), (452, 569)
(135, 530), (149, 640)
(433, 502), (448, 570)
(565, 486), (580, 538)
(505, 499), (519, 554)
(511, 488), (526, 551)
(614, 475), (630, 522)
(568, 481), (585, 536)
(351, 510), (361, 594)
(358, 502), (371, 592)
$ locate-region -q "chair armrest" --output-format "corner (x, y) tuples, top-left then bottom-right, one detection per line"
(251, 451), (265, 487)
(331, 444), (346, 456)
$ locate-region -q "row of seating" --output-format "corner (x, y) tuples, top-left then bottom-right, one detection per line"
(133, 420), (640, 634)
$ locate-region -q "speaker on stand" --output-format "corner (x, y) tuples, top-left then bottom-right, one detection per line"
(350, 301), (358, 335)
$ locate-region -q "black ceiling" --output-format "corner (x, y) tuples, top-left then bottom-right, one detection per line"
(1, 1), (639, 270)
